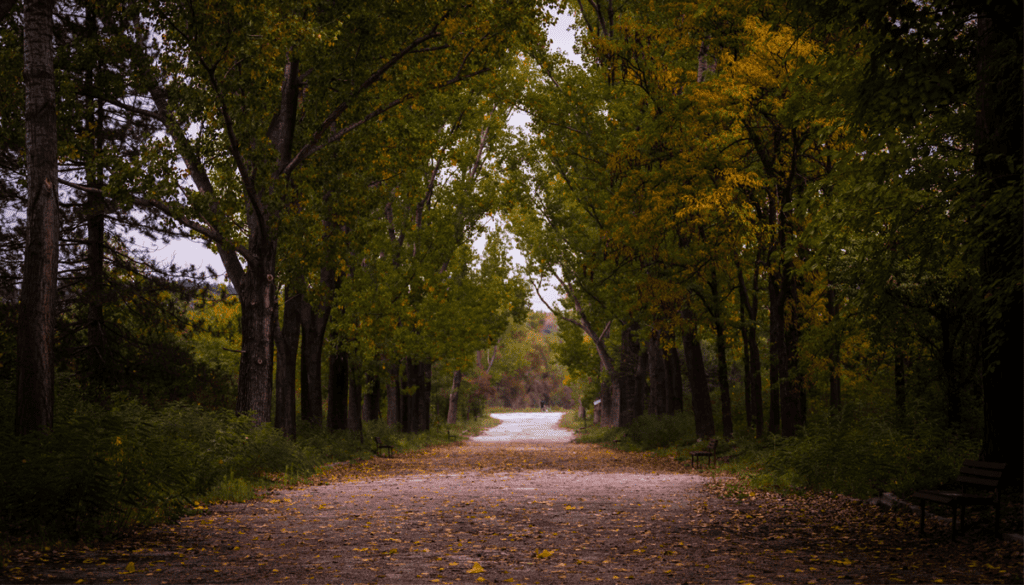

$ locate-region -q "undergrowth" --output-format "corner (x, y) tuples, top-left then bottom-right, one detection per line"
(563, 403), (983, 501)
(0, 397), (497, 546)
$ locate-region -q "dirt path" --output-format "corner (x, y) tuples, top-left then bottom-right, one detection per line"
(5, 414), (1021, 584)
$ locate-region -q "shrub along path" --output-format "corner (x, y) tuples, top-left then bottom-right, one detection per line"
(4, 414), (1021, 584)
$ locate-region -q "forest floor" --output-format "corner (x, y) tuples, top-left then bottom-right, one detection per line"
(4, 413), (1022, 585)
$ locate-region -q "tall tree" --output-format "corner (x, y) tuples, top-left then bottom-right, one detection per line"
(114, 0), (543, 423)
(15, 0), (58, 435)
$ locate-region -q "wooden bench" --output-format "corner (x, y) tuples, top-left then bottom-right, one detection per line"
(911, 460), (1005, 537)
(690, 438), (718, 469)
(373, 436), (394, 458)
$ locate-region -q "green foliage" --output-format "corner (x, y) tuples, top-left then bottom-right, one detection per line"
(760, 404), (979, 499)
(0, 393), (500, 543)
(0, 399), (307, 541)
(624, 412), (698, 451)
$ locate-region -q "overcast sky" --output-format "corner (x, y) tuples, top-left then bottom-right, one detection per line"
(150, 9), (580, 312)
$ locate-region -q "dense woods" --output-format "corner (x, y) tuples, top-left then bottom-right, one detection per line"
(0, 0), (1020, 542)
(512, 0), (1021, 485)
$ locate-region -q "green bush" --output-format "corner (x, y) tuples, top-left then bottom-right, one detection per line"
(624, 411), (696, 450)
(0, 402), (194, 539)
(0, 398), (315, 541)
(761, 403), (978, 498)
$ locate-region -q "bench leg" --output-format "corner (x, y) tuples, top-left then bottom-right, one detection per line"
(951, 503), (957, 539)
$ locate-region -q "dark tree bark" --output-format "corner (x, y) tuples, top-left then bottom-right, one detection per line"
(737, 263), (764, 438)
(233, 261), (277, 422)
(767, 268), (784, 436)
(298, 296), (328, 427)
(666, 346), (684, 415)
(974, 2), (1023, 486)
(417, 361), (431, 433)
(709, 272), (733, 437)
(364, 373), (382, 422)
(826, 285), (842, 409)
(83, 45), (107, 386)
(713, 319), (733, 438)
(681, 308), (715, 439)
(326, 351), (348, 431)
(385, 363), (400, 427)
(646, 335), (668, 416)
(15, 0), (59, 435)
(401, 358), (415, 433)
(635, 333), (649, 420)
(274, 288), (301, 439)
(617, 323), (640, 428)
(447, 369), (462, 425)
(347, 357), (362, 434)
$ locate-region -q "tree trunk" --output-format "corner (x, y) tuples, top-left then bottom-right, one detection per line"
(635, 336), (649, 419)
(939, 315), (961, 427)
(15, 0), (59, 436)
(738, 263), (764, 438)
(974, 4), (1023, 486)
(83, 65), (107, 387)
(274, 288), (300, 439)
(447, 369), (462, 425)
(617, 323), (640, 428)
(298, 296), (328, 428)
(364, 373), (382, 422)
(710, 267), (732, 437)
(666, 346), (684, 415)
(402, 358), (415, 433)
(784, 286), (805, 431)
(714, 319), (733, 438)
(681, 309), (715, 439)
(826, 285), (841, 409)
(416, 361), (431, 433)
(347, 357), (362, 435)
(767, 268), (783, 436)
(386, 363), (400, 427)
(326, 351), (348, 431)
(233, 257), (277, 423)
(646, 335), (668, 416)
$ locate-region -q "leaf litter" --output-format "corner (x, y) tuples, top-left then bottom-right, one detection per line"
(3, 440), (1021, 584)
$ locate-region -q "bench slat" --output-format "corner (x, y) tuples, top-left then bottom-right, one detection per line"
(962, 461), (1006, 470)
(959, 468), (1003, 480)
(957, 475), (1000, 488)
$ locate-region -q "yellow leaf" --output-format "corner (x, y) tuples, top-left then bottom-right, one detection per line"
(466, 561), (485, 574)
(536, 549), (555, 559)
(126, 562), (135, 573)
